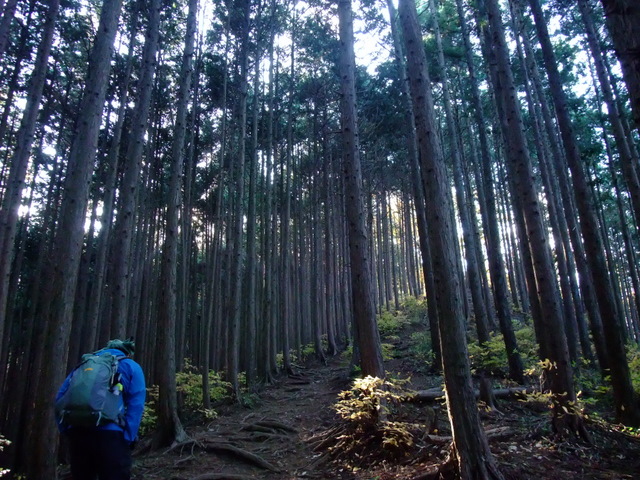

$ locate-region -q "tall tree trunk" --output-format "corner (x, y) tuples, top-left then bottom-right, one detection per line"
(154, 0), (197, 447)
(245, 50), (260, 389)
(527, 0), (640, 427)
(0, 5), (35, 154)
(259, 15), (277, 381)
(108, 0), (161, 341)
(228, 0), (251, 394)
(578, 0), (640, 238)
(25, 0), (125, 475)
(280, 3), (296, 374)
(83, 9), (140, 351)
(455, 0), (516, 364)
(337, 0), (384, 378)
(508, 1), (582, 364)
(479, 0), (585, 436)
(430, 0), (525, 382)
(511, 0), (609, 374)
(0, 0), (60, 370)
(399, 0), (503, 476)
(600, 114), (640, 333)
(0, 0), (18, 61)
(324, 154), (339, 356)
(598, 0), (640, 129)
(386, 0), (441, 369)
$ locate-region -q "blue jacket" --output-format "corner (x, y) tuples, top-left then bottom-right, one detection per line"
(56, 348), (146, 443)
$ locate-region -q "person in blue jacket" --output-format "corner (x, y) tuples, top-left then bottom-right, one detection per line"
(56, 339), (146, 480)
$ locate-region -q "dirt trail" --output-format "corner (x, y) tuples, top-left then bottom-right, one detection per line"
(132, 347), (640, 480)
(135, 360), (352, 480)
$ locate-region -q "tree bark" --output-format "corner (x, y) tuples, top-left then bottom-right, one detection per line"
(154, 0), (198, 447)
(398, 0), (503, 477)
(26, 0), (125, 475)
(430, 0), (525, 382)
(245, 49), (261, 388)
(578, 0), (640, 239)
(0, 0), (60, 367)
(386, 0), (441, 369)
(83, 9), (140, 351)
(528, 0), (640, 426)
(479, 0), (584, 436)
(337, 0), (384, 378)
(455, 0), (517, 363)
(108, 0), (161, 341)
(0, 0), (18, 61)
(598, 0), (640, 129)
(227, 0), (251, 399)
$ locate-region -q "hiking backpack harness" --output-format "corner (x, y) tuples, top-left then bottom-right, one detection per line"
(55, 350), (128, 428)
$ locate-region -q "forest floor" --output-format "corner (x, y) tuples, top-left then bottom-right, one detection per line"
(130, 326), (640, 480)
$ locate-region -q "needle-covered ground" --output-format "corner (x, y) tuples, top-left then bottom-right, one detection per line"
(117, 318), (640, 480)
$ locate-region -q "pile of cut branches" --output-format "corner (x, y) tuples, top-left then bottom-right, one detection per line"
(307, 376), (443, 470)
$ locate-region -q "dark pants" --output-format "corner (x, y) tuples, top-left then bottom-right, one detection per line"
(67, 429), (132, 480)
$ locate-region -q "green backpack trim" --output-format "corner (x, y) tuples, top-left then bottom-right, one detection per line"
(55, 351), (126, 428)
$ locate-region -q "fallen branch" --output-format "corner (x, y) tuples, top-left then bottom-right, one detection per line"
(308, 425), (345, 451)
(409, 386), (534, 402)
(425, 427), (514, 445)
(484, 426), (514, 441)
(202, 441), (279, 472)
(304, 451), (331, 470)
(190, 474), (255, 480)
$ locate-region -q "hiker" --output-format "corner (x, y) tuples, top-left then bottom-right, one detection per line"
(55, 339), (146, 480)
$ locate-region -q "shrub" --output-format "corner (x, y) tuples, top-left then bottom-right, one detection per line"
(1, 434), (9, 477)
(377, 310), (407, 337)
(339, 343), (395, 362)
(340, 344), (353, 361)
(141, 360), (236, 435)
(176, 358), (232, 412)
(377, 297), (426, 338)
(468, 325), (538, 377)
(139, 385), (159, 437)
(468, 333), (507, 375)
(575, 367), (612, 412)
(409, 330), (433, 365)
(514, 325), (539, 363)
(381, 343), (395, 361)
(400, 296), (428, 325)
(628, 343), (640, 395)
(276, 349), (302, 368)
(301, 343), (316, 361)
(331, 376), (414, 464)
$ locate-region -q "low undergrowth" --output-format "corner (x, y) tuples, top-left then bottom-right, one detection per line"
(309, 375), (440, 472)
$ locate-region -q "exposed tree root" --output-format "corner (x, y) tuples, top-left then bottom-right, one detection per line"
(200, 441), (279, 472)
(288, 378), (311, 386)
(253, 419), (299, 434)
(162, 437), (279, 472)
(479, 376), (500, 413)
(241, 424), (279, 434)
(189, 474), (256, 480)
(411, 455), (456, 480)
(233, 431), (290, 442)
(240, 419), (298, 435)
(164, 439), (199, 456)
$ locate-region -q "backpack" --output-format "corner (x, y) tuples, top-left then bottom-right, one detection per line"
(55, 350), (126, 428)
